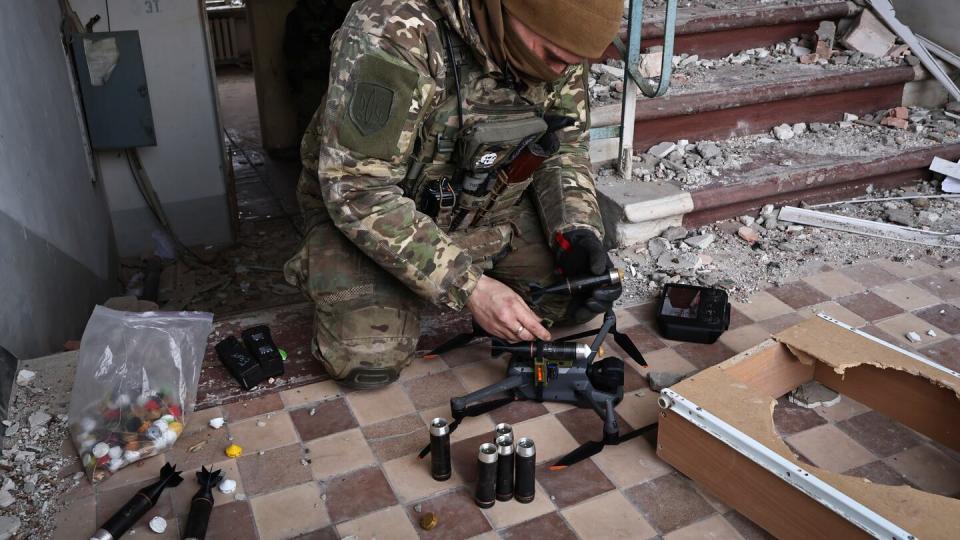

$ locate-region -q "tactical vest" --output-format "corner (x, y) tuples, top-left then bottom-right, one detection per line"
(402, 20), (553, 234)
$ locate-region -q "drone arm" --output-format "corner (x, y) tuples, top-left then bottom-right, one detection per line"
(451, 374), (524, 417)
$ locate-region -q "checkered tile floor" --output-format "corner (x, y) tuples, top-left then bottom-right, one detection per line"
(52, 258), (960, 539)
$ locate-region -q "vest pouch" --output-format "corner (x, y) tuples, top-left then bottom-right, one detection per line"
(458, 116), (547, 175)
(477, 176), (535, 226)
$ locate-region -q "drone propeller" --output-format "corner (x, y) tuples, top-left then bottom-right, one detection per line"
(550, 423), (658, 470)
(556, 323), (647, 367)
(417, 396), (515, 459)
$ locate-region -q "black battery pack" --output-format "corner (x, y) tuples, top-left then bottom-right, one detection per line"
(215, 336), (266, 391)
(655, 284), (730, 344)
(242, 325), (285, 378)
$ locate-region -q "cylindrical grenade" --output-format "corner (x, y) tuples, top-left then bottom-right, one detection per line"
(495, 434), (515, 501)
(474, 443), (499, 508)
(515, 438), (536, 504)
(429, 418), (452, 481)
(494, 423), (513, 443)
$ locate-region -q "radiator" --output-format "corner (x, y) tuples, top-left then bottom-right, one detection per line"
(210, 16), (240, 64)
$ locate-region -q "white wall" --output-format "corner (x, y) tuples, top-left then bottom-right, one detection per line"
(72, 0), (233, 255)
(891, 0), (960, 55)
(0, 0), (117, 358)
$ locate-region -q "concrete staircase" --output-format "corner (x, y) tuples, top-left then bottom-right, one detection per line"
(592, 0), (960, 247)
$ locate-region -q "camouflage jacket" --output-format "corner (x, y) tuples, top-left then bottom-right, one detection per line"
(297, 0), (602, 311)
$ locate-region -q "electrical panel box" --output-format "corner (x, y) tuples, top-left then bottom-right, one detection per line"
(70, 31), (157, 149)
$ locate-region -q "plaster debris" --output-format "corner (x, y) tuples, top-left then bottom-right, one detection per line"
(15, 370), (35, 387)
(27, 412), (51, 430)
(773, 124), (795, 142)
(218, 478), (237, 494)
(684, 234), (716, 249)
(209, 417), (225, 429)
(788, 381), (841, 409)
(648, 142), (678, 159)
(906, 331), (923, 343)
(647, 372), (686, 392)
(927, 329), (937, 337)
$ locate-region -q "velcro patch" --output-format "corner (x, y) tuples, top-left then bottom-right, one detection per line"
(338, 54), (421, 162)
(349, 82), (394, 136)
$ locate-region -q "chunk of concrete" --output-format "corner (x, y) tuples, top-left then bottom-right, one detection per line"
(661, 226), (689, 242)
(842, 10), (897, 58)
(684, 233), (715, 250)
(788, 381), (841, 408)
(647, 372), (686, 392)
(648, 141), (678, 158)
(638, 52), (664, 78)
(773, 124), (795, 141)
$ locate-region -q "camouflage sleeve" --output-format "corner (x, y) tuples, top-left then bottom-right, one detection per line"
(530, 62), (605, 245)
(310, 22), (482, 311)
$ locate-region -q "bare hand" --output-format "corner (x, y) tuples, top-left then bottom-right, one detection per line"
(467, 276), (552, 343)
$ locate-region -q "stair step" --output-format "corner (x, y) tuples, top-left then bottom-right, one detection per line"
(606, 0), (854, 60)
(591, 63), (918, 160)
(684, 141), (960, 227)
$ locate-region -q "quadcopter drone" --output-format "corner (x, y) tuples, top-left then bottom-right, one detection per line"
(420, 271), (658, 469)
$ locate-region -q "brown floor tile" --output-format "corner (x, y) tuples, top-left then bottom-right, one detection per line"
(813, 395), (871, 423)
(563, 490), (657, 539)
(592, 436), (672, 489)
(512, 414), (580, 464)
(875, 313), (949, 348)
(223, 392), (284, 422)
(665, 514), (743, 540)
(126, 517), (181, 539)
(184, 406), (225, 436)
(96, 454), (168, 492)
(872, 281), (942, 312)
(758, 312), (808, 334)
(399, 355), (450, 382)
(251, 482), (330, 540)
(733, 292), (795, 322)
(293, 526), (340, 540)
(785, 424), (876, 473)
(290, 397), (358, 442)
(772, 397), (828, 436)
(323, 466), (398, 523)
(441, 342), (490, 368)
(837, 292), (904, 322)
(450, 432), (495, 484)
(169, 459), (246, 516)
(206, 500), (259, 540)
(914, 303), (960, 335)
(345, 383), (415, 426)
(280, 380), (343, 408)
(840, 262), (901, 288)
(500, 512), (578, 540)
(767, 281), (830, 309)
(885, 444), (960, 496)
(453, 354), (511, 392)
(404, 488), (491, 539)
(671, 341), (737, 371)
(723, 510), (775, 540)
(919, 338), (960, 373)
(640, 348), (698, 376)
(166, 423), (232, 471)
(488, 400), (549, 427)
(624, 302), (658, 326)
(381, 451), (463, 503)
(615, 389), (662, 438)
(804, 301), (868, 328)
(836, 411), (922, 458)
(535, 458), (615, 508)
(728, 307), (753, 330)
(362, 413), (429, 462)
(802, 270), (865, 299)
(858, 324), (905, 347)
(912, 272), (960, 300)
(718, 324), (772, 353)
(337, 506), (419, 540)
(306, 428), (377, 480)
(844, 460), (912, 487)
(403, 371), (468, 410)
(875, 258), (939, 279)
(482, 481), (556, 529)
(625, 472), (716, 534)
(228, 411), (300, 454)
(555, 407), (632, 445)
(52, 494), (96, 540)
(621, 325), (668, 353)
(237, 443), (312, 497)
(624, 360), (649, 392)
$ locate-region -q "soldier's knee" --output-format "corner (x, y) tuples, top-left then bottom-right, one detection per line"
(313, 305), (419, 390)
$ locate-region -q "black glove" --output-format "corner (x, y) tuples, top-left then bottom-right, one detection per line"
(554, 229), (622, 320)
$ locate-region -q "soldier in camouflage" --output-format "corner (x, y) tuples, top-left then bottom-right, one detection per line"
(285, 0), (626, 389)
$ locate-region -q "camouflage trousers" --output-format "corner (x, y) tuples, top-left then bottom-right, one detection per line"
(283, 196), (580, 388)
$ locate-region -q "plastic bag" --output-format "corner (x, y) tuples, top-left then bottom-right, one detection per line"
(68, 306), (213, 482)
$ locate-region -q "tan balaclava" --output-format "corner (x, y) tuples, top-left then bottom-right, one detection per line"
(469, 0), (623, 85)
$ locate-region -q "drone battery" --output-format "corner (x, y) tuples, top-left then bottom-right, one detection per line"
(215, 336), (265, 391)
(655, 284), (730, 344)
(242, 325), (284, 378)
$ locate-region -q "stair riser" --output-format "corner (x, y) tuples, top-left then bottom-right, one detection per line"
(628, 83), (906, 151)
(683, 169), (931, 228)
